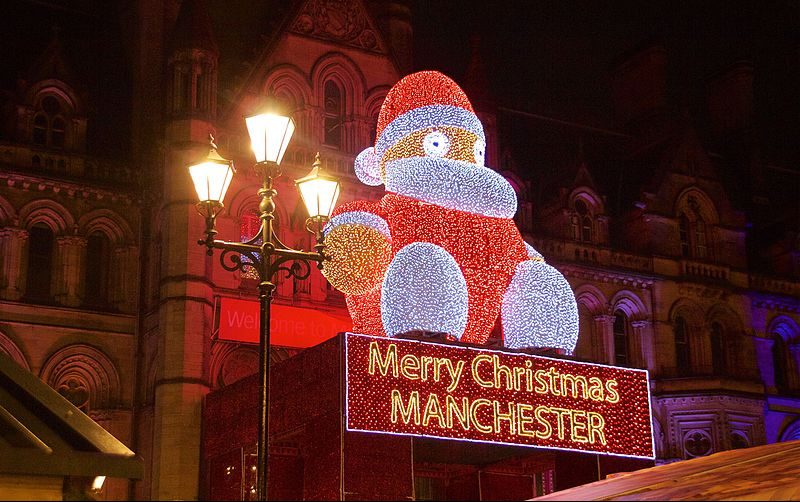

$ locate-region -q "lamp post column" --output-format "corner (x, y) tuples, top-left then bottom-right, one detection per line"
(188, 122), (339, 502)
(257, 279), (274, 501)
(256, 159), (278, 501)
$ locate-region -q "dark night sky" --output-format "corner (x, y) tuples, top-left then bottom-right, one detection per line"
(413, 1), (799, 149)
(2, 0), (799, 168)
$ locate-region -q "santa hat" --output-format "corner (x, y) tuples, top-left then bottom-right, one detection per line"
(355, 71), (485, 186)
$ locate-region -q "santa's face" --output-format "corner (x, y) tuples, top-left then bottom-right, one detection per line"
(381, 126), (518, 219)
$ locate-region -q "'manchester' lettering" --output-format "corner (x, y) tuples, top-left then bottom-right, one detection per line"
(390, 390), (607, 445)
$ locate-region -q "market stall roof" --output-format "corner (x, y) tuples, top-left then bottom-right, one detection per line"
(0, 352), (143, 479)
(535, 439), (800, 501)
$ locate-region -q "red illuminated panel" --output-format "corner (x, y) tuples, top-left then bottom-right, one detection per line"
(345, 333), (654, 459)
(218, 297), (352, 348)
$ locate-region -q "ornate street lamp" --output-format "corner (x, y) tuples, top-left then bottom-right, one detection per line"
(188, 113), (339, 501)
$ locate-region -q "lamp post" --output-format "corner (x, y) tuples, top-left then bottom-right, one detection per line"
(188, 113), (340, 501)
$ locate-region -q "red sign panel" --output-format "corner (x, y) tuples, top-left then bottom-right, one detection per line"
(345, 333), (654, 459)
(217, 297), (352, 349)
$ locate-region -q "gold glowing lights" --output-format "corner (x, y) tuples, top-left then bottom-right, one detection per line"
(322, 224), (392, 295)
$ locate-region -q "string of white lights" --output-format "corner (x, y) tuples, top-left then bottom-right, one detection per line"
(381, 242), (469, 339)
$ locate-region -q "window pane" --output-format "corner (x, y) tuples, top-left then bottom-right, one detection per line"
(679, 215), (690, 257)
(26, 224), (53, 301)
(84, 232), (110, 307)
(613, 311), (628, 366)
(33, 115), (47, 146)
(581, 216), (592, 242)
(674, 317), (690, 375)
(42, 96), (61, 116)
(51, 117), (65, 148)
(324, 81), (342, 148)
(773, 335), (788, 389)
(710, 323), (726, 375)
(695, 218), (707, 258)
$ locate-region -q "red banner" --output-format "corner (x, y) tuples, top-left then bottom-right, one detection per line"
(345, 333), (654, 459)
(217, 297), (352, 348)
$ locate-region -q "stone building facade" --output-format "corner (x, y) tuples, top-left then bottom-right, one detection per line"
(0, 0), (798, 500)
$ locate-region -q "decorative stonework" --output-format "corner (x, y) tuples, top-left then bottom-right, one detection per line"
(40, 344), (121, 411)
(683, 429), (712, 457)
(211, 342), (259, 388)
(561, 264), (654, 289)
(679, 282), (730, 300)
(655, 394), (765, 460)
(751, 294), (800, 314)
(219, 347), (259, 387)
(0, 331), (30, 370)
(1, 171), (137, 205)
(290, 0), (384, 53)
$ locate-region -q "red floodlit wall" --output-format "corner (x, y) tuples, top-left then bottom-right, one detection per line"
(202, 335), (413, 501)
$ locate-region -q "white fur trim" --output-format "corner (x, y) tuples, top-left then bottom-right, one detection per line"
(324, 211), (391, 238)
(384, 157), (517, 218)
(354, 147), (383, 186)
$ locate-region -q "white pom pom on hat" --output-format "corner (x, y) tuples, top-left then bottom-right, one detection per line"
(354, 147), (382, 186)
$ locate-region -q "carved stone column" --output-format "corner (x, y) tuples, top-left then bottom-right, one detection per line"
(631, 320), (654, 370)
(112, 245), (139, 313)
(0, 228), (29, 300)
(55, 235), (87, 307)
(593, 314), (615, 365)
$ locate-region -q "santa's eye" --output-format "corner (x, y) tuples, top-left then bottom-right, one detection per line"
(473, 139), (486, 166)
(423, 131), (450, 157)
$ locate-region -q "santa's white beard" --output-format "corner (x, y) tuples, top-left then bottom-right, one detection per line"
(384, 156), (518, 219)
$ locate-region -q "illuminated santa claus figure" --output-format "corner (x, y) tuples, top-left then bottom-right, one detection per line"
(323, 71), (579, 353)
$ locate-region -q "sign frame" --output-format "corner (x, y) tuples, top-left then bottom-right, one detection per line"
(344, 332), (655, 460)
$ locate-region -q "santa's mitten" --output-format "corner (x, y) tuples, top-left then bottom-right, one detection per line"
(322, 206), (392, 295)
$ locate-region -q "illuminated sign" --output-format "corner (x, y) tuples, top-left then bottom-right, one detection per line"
(217, 297), (352, 348)
(345, 333), (654, 459)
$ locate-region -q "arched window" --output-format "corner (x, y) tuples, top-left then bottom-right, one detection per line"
(26, 223), (54, 301)
(32, 95), (68, 149)
(773, 335), (789, 390)
(710, 322), (726, 375)
(570, 215), (580, 241)
(574, 199), (592, 243)
(674, 316), (691, 375)
(240, 209), (261, 282)
(84, 231), (111, 307)
(613, 310), (629, 366)
(323, 81), (343, 148)
(678, 196), (713, 260)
